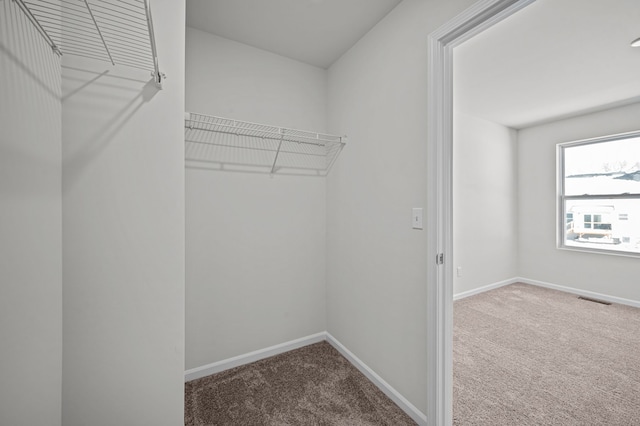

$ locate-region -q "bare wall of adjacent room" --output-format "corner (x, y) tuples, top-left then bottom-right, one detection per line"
(518, 102), (640, 302)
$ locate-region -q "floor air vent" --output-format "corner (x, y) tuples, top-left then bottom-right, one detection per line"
(578, 296), (611, 305)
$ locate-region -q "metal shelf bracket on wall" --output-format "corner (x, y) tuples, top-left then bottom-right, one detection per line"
(184, 112), (347, 176)
(14, 0), (166, 89)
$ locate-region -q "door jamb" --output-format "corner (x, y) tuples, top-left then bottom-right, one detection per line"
(426, 1), (536, 424)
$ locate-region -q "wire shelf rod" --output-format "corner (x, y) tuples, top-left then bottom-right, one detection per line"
(34, 0), (61, 6)
(99, 0), (145, 15)
(143, 0), (162, 88)
(59, 43), (109, 55)
(54, 7), (146, 35)
(18, 0), (163, 84)
(54, 23), (103, 38)
(57, 32), (109, 48)
(61, 51), (108, 62)
(184, 139), (328, 158)
(57, 50), (107, 62)
(90, 15), (147, 32)
(187, 115), (343, 144)
(47, 5), (97, 23)
(93, 0), (144, 16)
(59, 42), (108, 54)
(183, 157), (328, 174)
(187, 125), (333, 147)
(108, 58), (151, 71)
(98, 35), (152, 52)
(25, 3), (62, 14)
(98, 30), (153, 48)
(27, 0), (62, 12)
(81, 0), (114, 65)
(91, 5), (147, 23)
(100, 45), (152, 61)
(32, 23), (60, 36)
(185, 113), (346, 175)
(270, 131), (285, 174)
(57, 43), (107, 55)
(60, 0), (93, 13)
(59, 3), (147, 29)
(102, 54), (153, 69)
(325, 144), (345, 171)
(13, 0), (62, 55)
(97, 26), (150, 42)
(54, 2), (152, 46)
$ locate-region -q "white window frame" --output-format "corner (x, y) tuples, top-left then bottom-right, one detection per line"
(557, 130), (640, 258)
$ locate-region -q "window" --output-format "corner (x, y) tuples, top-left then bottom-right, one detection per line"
(558, 131), (640, 256)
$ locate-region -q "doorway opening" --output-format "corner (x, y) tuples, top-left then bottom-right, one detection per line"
(426, 1), (536, 424)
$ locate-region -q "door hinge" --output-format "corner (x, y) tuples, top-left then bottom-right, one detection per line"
(436, 253), (444, 265)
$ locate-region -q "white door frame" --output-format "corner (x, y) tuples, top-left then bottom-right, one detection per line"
(426, 0), (536, 425)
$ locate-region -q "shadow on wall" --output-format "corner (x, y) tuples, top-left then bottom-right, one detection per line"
(185, 132), (343, 177)
(0, 0), (61, 196)
(61, 64), (160, 190)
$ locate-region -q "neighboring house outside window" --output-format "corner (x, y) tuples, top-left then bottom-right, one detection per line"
(558, 131), (640, 256)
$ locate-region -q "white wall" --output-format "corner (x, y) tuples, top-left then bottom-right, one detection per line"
(61, 1), (185, 424)
(519, 102), (640, 302)
(453, 112), (518, 295)
(326, 0), (477, 414)
(185, 28), (327, 368)
(0, 2), (62, 425)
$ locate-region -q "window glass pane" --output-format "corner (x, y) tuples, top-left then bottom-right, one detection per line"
(564, 198), (640, 254)
(564, 136), (640, 196)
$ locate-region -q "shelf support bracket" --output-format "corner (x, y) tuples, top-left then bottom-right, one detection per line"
(83, 0), (114, 65)
(270, 130), (285, 174)
(144, 0), (165, 89)
(13, 0), (62, 56)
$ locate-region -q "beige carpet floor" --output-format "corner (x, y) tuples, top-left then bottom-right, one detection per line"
(185, 341), (417, 425)
(454, 283), (640, 425)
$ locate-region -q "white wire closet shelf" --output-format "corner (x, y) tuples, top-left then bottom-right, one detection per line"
(14, 0), (165, 88)
(185, 112), (347, 176)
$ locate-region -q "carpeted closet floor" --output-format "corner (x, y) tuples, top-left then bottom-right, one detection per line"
(453, 283), (640, 425)
(185, 341), (416, 425)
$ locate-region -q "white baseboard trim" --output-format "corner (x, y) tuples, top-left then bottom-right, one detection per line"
(453, 277), (519, 301)
(517, 277), (640, 309)
(184, 332), (326, 382)
(184, 332), (425, 425)
(325, 333), (427, 426)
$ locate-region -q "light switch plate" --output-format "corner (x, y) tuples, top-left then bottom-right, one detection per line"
(412, 208), (423, 229)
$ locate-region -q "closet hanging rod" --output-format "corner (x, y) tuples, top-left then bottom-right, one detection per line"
(186, 139), (330, 158)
